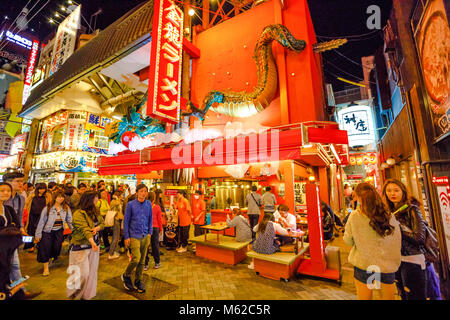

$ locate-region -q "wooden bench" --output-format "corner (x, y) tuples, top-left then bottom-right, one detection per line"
(190, 234), (251, 265)
(247, 244), (310, 282)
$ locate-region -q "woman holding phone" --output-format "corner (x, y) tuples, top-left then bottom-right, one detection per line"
(34, 191), (73, 276)
(67, 191), (104, 300)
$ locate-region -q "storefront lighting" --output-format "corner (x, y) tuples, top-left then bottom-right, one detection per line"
(308, 176), (315, 182)
(303, 143), (313, 148)
(386, 157), (396, 166)
(188, 8), (195, 16)
(61, 6), (66, 11)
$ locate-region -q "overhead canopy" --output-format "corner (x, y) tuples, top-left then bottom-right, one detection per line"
(20, 1), (154, 118)
(98, 122), (349, 175)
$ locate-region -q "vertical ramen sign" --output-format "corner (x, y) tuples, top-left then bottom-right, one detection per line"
(147, 0), (184, 124)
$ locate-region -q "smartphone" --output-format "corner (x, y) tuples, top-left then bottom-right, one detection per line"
(8, 275), (29, 289)
(22, 236), (33, 243)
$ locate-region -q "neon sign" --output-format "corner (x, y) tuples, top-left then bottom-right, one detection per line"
(147, 0), (184, 124)
(22, 39), (40, 105)
(2, 30), (32, 49)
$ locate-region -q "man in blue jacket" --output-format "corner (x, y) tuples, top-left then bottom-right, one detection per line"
(121, 184), (153, 293)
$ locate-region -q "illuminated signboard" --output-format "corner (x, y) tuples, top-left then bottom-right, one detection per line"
(146, 0), (184, 124)
(337, 105), (376, 147)
(0, 30), (32, 49)
(10, 133), (27, 155)
(49, 5), (81, 76)
(22, 39), (40, 105)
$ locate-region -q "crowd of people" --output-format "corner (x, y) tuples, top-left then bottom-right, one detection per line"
(0, 170), (443, 300)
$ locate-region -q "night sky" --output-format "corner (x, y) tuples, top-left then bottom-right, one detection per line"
(2, 0), (393, 90)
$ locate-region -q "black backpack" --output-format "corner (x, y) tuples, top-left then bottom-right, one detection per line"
(423, 225), (440, 263)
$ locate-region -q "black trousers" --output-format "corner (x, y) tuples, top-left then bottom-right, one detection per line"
(194, 224), (205, 237)
(248, 214), (259, 239)
(395, 261), (427, 300)
(145, 227), (161, 265)
(37, 229), (64, 263)
(179, 225), (190, 248)
(101, 227), (111, 248)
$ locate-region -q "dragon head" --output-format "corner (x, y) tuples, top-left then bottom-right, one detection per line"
(272, 24), (306, 53)
(203, 91), (224, 113)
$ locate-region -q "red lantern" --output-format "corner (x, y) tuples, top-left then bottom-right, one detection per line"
(369, 153), (377, 164)
(356, 155), (363, 165)
(121, 131), (138, 148)
(363, 154), (370, 165)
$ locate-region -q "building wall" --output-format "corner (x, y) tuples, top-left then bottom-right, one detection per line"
(191, 0), (326, 129)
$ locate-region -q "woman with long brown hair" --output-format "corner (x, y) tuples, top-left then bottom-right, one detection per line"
(343, 183), (401, 300)
(381, 179), (427, 300)
(252, 212), (294, 255)
(67, 191), (104, 300)
(34, 191), (73, 276)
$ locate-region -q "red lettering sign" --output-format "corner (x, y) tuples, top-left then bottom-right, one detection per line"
(22, 39), (40, 104)
(147, 0), (184, 124)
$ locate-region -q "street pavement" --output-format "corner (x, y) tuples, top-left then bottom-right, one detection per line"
(18, 233), (398, 300)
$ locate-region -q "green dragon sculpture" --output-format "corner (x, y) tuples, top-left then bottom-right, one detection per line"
(183, 24), (346, 120)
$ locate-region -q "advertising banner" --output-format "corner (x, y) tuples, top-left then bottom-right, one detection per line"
(413, 0), (450, 141)
(146, 0), (184, 124)
(49, 5), (81, 76)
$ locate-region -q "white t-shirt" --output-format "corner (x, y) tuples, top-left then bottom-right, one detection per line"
(273, 211), (296, 230)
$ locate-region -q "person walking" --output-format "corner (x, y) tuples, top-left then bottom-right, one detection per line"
(261, 186), (277, 214)
(121, 184), (153, 293)
(96, 189), (111, 251)
(23, 183), (49, 252)
(67, 191), (104, 300)
(108, 191), (124, 260)
(343, 183), (401, 300)
(226, 208), (252, 242)
(145, 191), (163, 270)
(176, 190), (191, 253)
(34, 191), (73, 276)
(192, 190), (206, 237)
(245, 186), (262, 239)
(382, 179), (427, 300)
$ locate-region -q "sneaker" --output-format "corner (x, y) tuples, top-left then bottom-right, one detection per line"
(108, 252), (120, 260)
(121, 274), (134, 291)
(154, 263), (161, 269)
(248, 262), (254, 270)
(178, 246), (187, 253)
(176, 247), (182, 252)
(134, 280), (146, 293)
(144, 264), (149, 271)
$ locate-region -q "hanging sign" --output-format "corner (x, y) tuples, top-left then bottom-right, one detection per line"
(22, 39), (40, 105)
(337, 105), (376, 147)
(146, 0), (184, 124)
(49, 5), (81, 75)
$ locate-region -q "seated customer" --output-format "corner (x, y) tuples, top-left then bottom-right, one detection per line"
(226, 208), (252, 242)
(273, 204), (297, 245)
(252, 213), (292, 254)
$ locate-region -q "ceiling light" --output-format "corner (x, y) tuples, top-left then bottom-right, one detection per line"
(61, 6), (66, 11)
(188, 8), (195, 16)
(55, 13), (60, 17)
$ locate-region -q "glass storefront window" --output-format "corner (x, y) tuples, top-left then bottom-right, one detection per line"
(88, 129), (109, 149)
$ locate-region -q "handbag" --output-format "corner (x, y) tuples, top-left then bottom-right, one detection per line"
(423, 225), (440, 263)
(104, 210), (117, 227)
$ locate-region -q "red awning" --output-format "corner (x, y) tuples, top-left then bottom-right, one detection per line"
(98, 122), (348, 175)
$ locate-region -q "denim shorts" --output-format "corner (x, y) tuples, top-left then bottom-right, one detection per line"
(354, 266), (396, 285)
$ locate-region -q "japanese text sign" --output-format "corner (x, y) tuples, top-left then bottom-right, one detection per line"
(147, 0), (184, 124)
(49, 5), (81, 76)
(22, 39), (40, 105)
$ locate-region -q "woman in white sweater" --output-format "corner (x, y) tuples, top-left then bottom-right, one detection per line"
(343, 183), (401, 300)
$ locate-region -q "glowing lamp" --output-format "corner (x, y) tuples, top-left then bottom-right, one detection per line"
(188, 8), (195, 16)
(308, 176), (316, 182)
(386, 157), (396, 166)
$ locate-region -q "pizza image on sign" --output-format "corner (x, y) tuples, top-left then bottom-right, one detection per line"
(421, 10), (450, 111)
